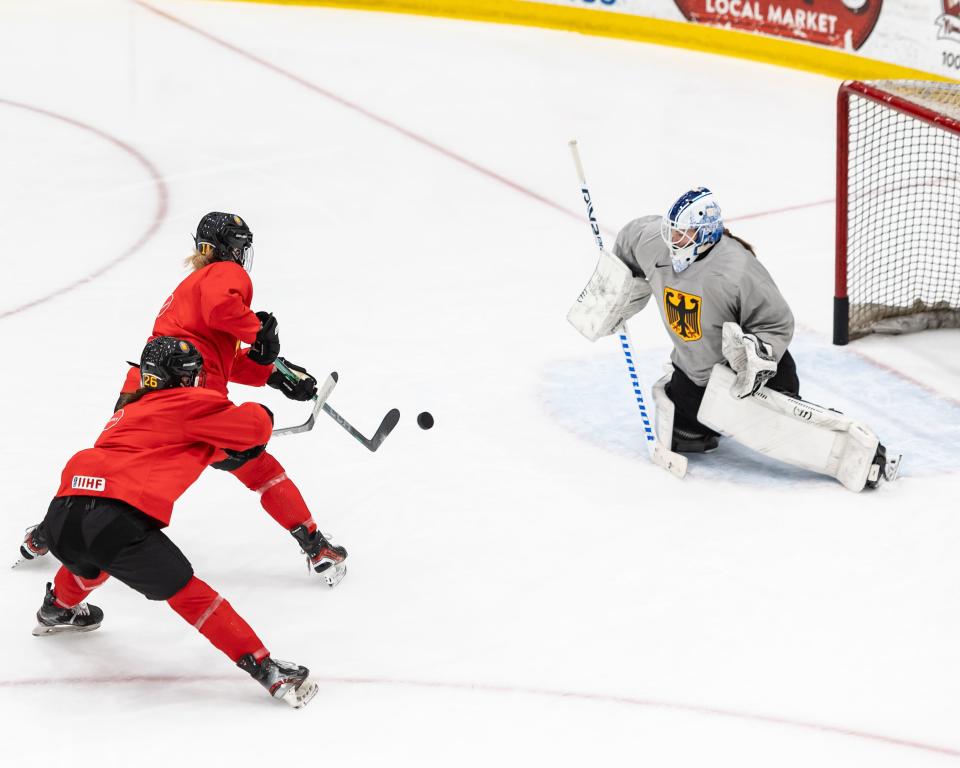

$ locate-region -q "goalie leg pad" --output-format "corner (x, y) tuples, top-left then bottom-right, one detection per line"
(652, 374), (675, 448)
(697, 364), (882, 491)
(653, 371), (720, 453)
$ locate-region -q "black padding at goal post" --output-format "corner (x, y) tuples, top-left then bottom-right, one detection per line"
(833, 296), (849, 346)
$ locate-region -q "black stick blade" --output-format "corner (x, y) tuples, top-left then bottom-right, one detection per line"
(366, 408), (400, 451)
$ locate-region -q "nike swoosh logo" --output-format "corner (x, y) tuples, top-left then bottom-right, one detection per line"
(655, 262), (671, 269)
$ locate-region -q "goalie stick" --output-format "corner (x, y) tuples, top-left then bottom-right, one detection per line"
(568, 140), (687, 479)
(273, 359), (400, 452)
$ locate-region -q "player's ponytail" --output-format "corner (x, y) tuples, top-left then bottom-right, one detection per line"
(113, 388), (153, 411)
(184, 248), (216, 271)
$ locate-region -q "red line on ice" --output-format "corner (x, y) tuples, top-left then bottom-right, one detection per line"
(0, 671), (957, 758)
(727, 198), (835, 223)
(133, 0), (827, 236)
(131, 3), (960, 416)
(0, 98), (168, 321)
(134, 0), (580, 227)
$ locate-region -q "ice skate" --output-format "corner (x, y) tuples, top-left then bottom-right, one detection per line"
(290, 525), (348, 587)
(237, 653), (318, 709)
(672, 426), (720, 454)
(12, 523), (48, 569)
(866, 444), (902, 489)
(32, 582), (103, 636)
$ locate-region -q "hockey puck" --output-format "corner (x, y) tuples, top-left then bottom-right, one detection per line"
(416, 411), (434, 430)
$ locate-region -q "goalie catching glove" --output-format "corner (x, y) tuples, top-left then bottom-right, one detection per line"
(268, 358), (318, 401)
(567, 249), (650, 341)
(721, 322), (777, 398)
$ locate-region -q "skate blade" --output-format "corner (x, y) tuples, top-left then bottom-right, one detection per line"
(32, 621), (102, 637)
(11, 549), (42, 570)
(281, 678), (318, 709)
(321, 563), (347, 588)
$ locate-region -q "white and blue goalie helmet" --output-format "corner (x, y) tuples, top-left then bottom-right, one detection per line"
(659, 187), (723, 273)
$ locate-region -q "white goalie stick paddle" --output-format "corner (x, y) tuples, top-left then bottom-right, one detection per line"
(272, 368), (339, 437)
(568, 139), (687, 479)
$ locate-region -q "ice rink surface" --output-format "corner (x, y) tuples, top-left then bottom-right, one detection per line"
(1, 1), (958, 764)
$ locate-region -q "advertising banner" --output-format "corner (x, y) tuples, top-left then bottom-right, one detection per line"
(673, 0), (881, 51)
(523, 0), (955, 79)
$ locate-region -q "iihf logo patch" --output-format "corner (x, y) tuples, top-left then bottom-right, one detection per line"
(663, 288), (703, 342)
(103, 409), (124, 431)
(72, 476), (106, 492)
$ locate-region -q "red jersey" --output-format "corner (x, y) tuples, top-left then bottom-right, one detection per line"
(121, 261), (271, 396)
(57, 388), (273, 525)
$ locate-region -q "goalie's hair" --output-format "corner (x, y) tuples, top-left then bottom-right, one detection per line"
(722, 228), (756, 256)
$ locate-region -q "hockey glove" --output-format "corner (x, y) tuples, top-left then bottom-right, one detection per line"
(211, 443), (267, 472)
(721, 322), (777, 399)
(267, 358), (318, 401)
(248, 311), (281, 366)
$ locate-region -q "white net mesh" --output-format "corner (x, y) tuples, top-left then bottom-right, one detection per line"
(843, 80), (960, 339)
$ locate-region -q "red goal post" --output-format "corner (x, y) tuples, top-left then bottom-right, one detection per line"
(834, 80), (960, 345)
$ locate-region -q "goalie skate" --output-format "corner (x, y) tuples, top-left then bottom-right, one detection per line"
(866, 444), (902, 489)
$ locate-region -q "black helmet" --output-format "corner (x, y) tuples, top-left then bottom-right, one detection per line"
(140, 337), (205, 391)
(194, 212), (254, 271)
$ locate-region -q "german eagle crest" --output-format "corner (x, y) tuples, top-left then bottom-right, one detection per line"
(663, 288), (702, 342)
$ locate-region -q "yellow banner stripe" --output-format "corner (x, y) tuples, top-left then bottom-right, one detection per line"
(216, 0), (955, 81)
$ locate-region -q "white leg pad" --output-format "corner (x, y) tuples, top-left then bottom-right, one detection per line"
(652, 373), (675, 448)
(697, 364), (879, 492)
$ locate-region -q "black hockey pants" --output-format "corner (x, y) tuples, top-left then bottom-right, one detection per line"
(43, 496), (194, 601)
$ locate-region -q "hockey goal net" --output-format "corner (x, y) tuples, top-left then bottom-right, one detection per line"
(834, 80), (960, 344)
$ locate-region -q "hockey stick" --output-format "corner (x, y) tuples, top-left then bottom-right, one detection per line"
(272, 368), (339, 437)
(274, 359), (400, 452)
(321, 401), (400, 452)
(568, 140), (687, 479)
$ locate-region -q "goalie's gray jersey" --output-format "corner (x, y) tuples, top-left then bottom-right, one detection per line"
(613, 215), (794, 386)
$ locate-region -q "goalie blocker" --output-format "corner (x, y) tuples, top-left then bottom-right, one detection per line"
(696, 364), (901, 492)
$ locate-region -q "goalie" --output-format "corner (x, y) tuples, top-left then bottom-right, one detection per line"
(567, 187), (900, 492)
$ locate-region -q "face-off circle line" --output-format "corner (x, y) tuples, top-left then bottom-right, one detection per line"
(0, 671), (955, 758)
(0, 97), (169, 321)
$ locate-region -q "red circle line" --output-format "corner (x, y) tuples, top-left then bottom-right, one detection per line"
(0, 671), (956, 758)
(0, 97), (168, 321)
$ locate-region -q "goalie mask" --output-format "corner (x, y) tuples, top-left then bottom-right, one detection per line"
(660, 188), (723, 273)
(140, 337), (205, 391)
(194, 212), (255, 273)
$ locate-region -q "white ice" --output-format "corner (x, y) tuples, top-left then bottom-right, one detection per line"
(0, 1), (958, 765)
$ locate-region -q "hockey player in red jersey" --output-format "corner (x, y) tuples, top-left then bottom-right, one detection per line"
(114, 212), (346, 584)
(33, 337), (317, 708)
